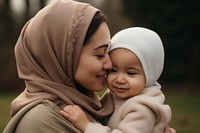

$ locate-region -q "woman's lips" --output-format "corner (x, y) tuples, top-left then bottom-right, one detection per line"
(96, 73), (107, 81)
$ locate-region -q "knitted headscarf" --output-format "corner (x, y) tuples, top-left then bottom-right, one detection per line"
(109, 27), (164, 88)
(11, 0), (113, 118)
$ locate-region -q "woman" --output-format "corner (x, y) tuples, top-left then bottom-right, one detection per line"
(3, 0), (175, 132)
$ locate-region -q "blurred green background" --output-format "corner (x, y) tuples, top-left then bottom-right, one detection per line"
(1, 0), (200, 132)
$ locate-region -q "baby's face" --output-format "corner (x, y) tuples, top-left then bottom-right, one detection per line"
(107, 48), (146, 99)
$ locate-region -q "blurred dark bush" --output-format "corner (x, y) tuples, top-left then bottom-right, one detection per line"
(1, 0), (199, 92)
(122, 0), (200, 84)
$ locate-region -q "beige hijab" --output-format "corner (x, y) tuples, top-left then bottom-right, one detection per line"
(11, 0), (113, 118)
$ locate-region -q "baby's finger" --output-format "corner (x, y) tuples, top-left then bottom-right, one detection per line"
(60, 110), (70, 118)
(60, 110), (76, 124)
(170, 128), (176, 133)
(63, 105), (76, 114)
(73, 105), (82, 111)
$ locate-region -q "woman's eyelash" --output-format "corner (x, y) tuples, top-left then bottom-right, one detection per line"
(96, 55), (105, 58)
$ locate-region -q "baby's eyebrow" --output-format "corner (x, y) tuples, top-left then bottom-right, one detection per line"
(127, 66), (140, 71)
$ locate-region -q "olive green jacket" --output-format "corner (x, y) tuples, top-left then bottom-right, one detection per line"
(3, 100), (82, 133)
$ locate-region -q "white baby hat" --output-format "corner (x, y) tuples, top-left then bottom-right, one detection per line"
(109, 27), (164, 87)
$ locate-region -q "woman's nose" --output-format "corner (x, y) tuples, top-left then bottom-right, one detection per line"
(103, 54), (113, 70)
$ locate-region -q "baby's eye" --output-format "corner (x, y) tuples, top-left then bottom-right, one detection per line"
(127, 72), (136, 75)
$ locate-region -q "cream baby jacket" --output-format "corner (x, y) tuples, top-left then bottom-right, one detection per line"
(85, 87), (171, 133)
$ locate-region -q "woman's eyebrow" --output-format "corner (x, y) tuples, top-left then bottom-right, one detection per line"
(94, 44), (109, 50)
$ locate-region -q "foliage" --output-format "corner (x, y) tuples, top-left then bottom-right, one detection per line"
(122, 0), (200, 83)
(1, 86), (200, 132)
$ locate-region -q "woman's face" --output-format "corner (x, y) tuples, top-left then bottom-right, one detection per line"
(75, 22), (112, 92)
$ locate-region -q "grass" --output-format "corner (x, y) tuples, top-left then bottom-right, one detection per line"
(163, 84), (200, 133)
(1, 84), (200, 132)
(0, 93), (18, 132)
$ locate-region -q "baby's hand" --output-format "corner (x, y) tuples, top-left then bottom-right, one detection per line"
(164, 126), (176, 133)
(60, 105), (90, 132)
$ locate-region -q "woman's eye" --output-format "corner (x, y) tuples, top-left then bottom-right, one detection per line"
(96, 54), (105, 58)
(95, 48), (107, 59)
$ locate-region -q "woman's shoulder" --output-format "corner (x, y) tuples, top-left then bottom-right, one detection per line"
(18, 100), (81, 132)
(20, 100), (62, 123)
(4, 100), (81, 133)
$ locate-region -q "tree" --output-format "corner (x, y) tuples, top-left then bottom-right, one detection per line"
(0, 0), (47, 92)
(122, 0), (200, 83)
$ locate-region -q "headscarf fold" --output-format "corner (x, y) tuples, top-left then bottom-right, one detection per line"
(12, 0), (113, 118)
(109, 27), (164, 88)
